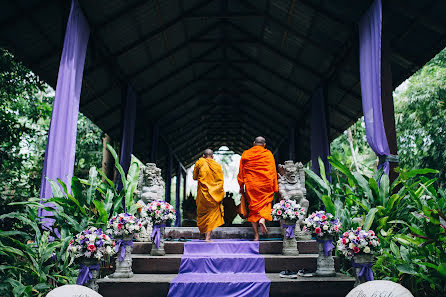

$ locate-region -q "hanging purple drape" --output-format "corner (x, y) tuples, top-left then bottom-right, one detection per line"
(175, 161), (182, 227)
(39, 0), (89, 229)
(359, 0), (390, 175)
(311, 87), (331, 181)
(118, 86), (137, 209)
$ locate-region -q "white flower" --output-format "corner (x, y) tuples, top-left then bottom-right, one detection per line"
(363, 247), (371, 253)
(323, 225), (329, 231)
(314, 217), (320, 222)
(349, 243), (355, 249)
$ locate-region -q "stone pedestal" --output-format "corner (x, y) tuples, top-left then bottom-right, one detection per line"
(150, 225), (166, 256)
(110, 234), (134, 278)
(136, 219), (152, 242)
(79, 257), (100, 292)
(352, 254), (375, 287)
(281, 219), (299, 256)
(315, 235), (336, 277)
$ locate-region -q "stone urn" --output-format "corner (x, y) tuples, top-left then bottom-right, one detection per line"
(150, 224), (166, 256)
(77, 257), (100, 292)
(135, 217), (152, 242)
(352, 254), (375, 287)
(314, 234), (336, 277)
(110, 234), (134, 278)
(280, 219), (299, 256)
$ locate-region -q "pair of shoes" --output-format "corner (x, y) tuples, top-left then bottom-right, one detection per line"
(165, 236), (173, 241)
(279, 270), (297, 279)
(297, 269), (314, 277)
(178, 237), (187, 242)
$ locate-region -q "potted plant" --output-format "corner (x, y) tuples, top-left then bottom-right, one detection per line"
(107, 213), (142, 278)
(145, 200), (176, 256)
(304, 210), (341, 276)
(68, 227), (116, 291)
(271, 199), (306, 255)
(337, 228), (381, 286)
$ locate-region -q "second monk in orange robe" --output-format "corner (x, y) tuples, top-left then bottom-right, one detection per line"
(193, 149), (225, 241)
(237, 136), (278, 241)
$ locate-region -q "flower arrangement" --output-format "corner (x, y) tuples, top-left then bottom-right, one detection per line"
(337, 228), (381, 258)
(107, 213), (142, 238)
(303, 210), (341, 237)
(68, 227), (116, 260)
(271, 199), (306, 221)
(145, 200), (176, 225)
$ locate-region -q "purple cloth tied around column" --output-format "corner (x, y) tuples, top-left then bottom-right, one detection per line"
(351, 260), (375, 281)
(317, 239), (335, 257)
(115, 239), (133, 262)
(282, 224), (295, 238)
(151, 224), (165, 249)
(359, 0), (391, 180)
(76, 263), (100, 285)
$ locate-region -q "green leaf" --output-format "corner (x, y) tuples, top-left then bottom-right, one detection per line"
(353, 172), (374, 205)
(321, 195), (336, 216)
(437, 263), (446, 277)
(103, 189), (114, 216)
(390, 241), (400, 258)
(107, 144), (127, 191)
(363, 208), (378, 231)
(86, 166), (98, 206)
(379, 174), (390, 207)
(304, 168), (330, 194)
(397, 264), (419, 276)
(93, 200), (107, 224)
(48, 179), (65, 198)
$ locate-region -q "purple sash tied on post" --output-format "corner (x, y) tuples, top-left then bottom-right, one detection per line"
(115, 239), (133, 262)
(76, 263), (100, 285)
(351, 260), (374, 281)
(282, 224), (295, 239)
(152, 224), (166, 249)
(317, 239), (335, 256)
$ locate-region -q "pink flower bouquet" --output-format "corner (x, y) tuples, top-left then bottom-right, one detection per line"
(68, 227), (116, 260)
(145, 200), (176, 225)
(271, 199), (306, 221)
(336, 228), (381, 258)
(107, 213), (142, 238)
(303, 210), (341, 237)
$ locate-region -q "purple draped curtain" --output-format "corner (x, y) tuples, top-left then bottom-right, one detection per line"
(39, 0), (89, 228)
(359, 0), (390, 175)
(311, 87), (331, 181)
(118, 86), (137, 209)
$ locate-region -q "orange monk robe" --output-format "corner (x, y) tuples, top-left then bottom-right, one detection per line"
(237, 146), (279, 222)
(193, 158), (225, 233)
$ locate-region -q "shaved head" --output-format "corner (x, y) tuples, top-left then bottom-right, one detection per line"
(253, 136), (266, 146)
(203, 148), (213, 158)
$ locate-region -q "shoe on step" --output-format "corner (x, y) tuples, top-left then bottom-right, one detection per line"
(279, 270), (297, 279)
(297, 269), (314, 277)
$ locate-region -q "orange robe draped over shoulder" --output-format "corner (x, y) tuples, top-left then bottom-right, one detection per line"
(237, 146), (278, 222)
(193, 158), (225, 233)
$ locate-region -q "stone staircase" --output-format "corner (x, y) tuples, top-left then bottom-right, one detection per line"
(98, 227), (355, 297)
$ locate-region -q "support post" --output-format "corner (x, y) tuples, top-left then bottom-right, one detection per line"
(151, 125), (159, 164)
(381, 30), (398, 184)
(165, 150), (173, 203)
(289, 127), (295, 161)
(183, 170), (187, 201)
(175, 161), (182, 227)
(101, 134), (114, 181)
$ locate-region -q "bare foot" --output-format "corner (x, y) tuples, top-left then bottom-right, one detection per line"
(205, 239), (214, 242)
(259, 218), (268, 234)
(253, 236), (259, 241)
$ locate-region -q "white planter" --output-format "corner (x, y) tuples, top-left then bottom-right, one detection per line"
(314, 234), (336, 277)
(78, 257), (100, 292)
(150, 224), (166, 256)
(352, 254), (375, 287)
(110, 234), (134, 278)
(280, 219), (299, 256)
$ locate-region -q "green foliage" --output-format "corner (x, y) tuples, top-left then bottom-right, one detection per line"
(306, 155), (446, 296)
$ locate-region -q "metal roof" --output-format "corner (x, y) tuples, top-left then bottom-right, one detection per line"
(1, 0), (445, 173)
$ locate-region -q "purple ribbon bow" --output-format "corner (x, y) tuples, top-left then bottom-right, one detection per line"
(151, 224), (166, 249)
(282, 224), (295, 239)
(115, 239), (133, 262)
(351, 260), (374, 282)
(76, 263), (100, 285)
(317, 239), (335, 256)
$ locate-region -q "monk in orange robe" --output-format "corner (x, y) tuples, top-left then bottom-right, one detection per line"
(237, 136), (278, 241)
(193, 149), (225, 241)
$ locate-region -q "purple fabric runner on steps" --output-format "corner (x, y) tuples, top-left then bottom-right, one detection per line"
(168, 240), (270, 297)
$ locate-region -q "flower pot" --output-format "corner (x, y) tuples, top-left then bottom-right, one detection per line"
(352, 254), (375, 287)
(150, 224), (166, 256)
(280, 219), (299, 256)
(110, 234), (134, 278)
(314, 234), (336, 277)
(77, 257), (100, 291)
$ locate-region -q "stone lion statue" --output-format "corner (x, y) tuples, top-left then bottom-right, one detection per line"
(135, 163), (165, 242)
(278, 160), (310, 240)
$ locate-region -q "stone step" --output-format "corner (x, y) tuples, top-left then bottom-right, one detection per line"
(98, 273), (355, 297)
(133, 240), (318, 254)
(131, 254), (340, 274)
(164, 226), (286, 239)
